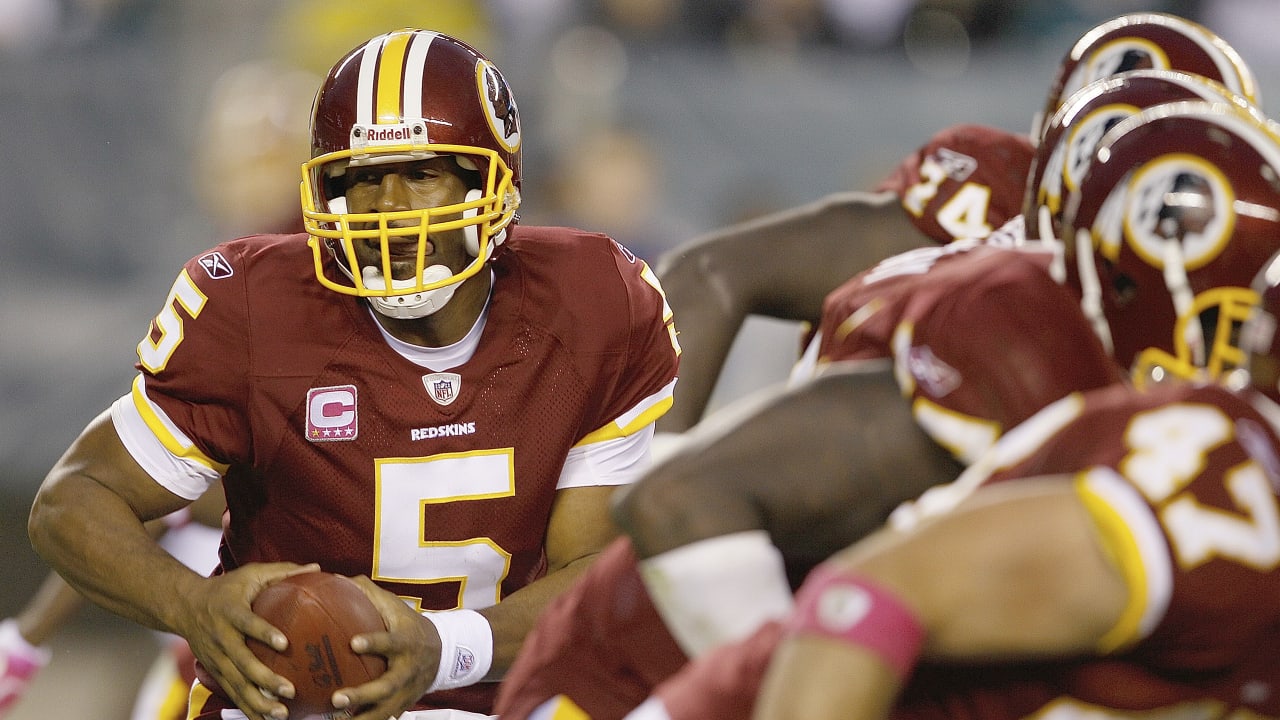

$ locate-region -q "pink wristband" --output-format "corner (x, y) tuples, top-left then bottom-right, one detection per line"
(788, 564), (924, 680)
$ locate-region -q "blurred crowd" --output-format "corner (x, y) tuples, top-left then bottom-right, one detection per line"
(1, 0), (1279, 481)
(2, 3), (1280, 720)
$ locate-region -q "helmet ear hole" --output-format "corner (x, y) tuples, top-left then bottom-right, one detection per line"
(463, 188), (483, 256)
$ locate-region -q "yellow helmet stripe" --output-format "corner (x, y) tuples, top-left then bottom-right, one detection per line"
(375, 30), (413, 124)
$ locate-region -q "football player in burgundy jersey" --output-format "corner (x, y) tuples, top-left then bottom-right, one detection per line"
(607, 100), (1280, 720)
(494, 17), (1269, 720)
(27, 28), (679, 720)
(655, 11), (1261, 435)
(655, 124), (1035, 433)
(749, 227), (1280, 720)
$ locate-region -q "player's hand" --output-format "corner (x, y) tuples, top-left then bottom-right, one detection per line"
(175, 562), (320, 720)
(332, 575), (440, 720)
(0, 619), (51, 718)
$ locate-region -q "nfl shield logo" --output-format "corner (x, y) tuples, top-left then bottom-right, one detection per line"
(423, 372), (462, 406)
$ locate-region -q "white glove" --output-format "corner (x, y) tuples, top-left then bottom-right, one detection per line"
(0, 619), (51, 717)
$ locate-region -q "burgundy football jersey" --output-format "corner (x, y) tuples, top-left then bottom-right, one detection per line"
(979, 381), (1280, 705)
(875, 124), (1034, 244)
(495, 243), (1126, 719)
(647, 381), (1280, 720)
(815, 241), (1122, 463)
(133, 225), (679, 715)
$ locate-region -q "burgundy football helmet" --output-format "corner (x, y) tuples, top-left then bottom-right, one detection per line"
(1031, 12), (1260, 142)
(301, 29), (522, 316)
(1024, 69), (1253, 247)
(1238, 251), (1280, 402)
(1063, 101), (1280, 383)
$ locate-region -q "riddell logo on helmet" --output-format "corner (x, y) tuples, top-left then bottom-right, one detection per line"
(350, 122), (427, 150)
(364, 126), (413, 142)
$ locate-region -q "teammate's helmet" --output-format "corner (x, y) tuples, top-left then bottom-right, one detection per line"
(1063, 101), (1280, 384)
(1024, 69), (1252, 246)
(1238, 251), (1280, 402)
(301, 29), (521, 306)
(1031, 12), (1260, 142)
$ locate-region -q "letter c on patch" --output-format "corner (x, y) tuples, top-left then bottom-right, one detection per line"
(311, 390), (355, 427)
(305, 384), (359, 441)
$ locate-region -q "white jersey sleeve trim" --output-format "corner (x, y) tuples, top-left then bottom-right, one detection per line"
(557, 423), (655, 489)
(110, 379), (223, 501)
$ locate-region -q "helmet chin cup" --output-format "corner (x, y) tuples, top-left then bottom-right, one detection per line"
(363, 264), (458, 319)
(463, 188), (483, 257)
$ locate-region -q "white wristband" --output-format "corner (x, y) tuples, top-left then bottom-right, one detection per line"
(421, 609), (493, 693)
(639, 529), (794, 657)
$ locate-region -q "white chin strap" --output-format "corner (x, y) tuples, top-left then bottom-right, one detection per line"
(363, 264), (458, 319)
(1039, 205), (1067, 284)
(1162, 238), (1204, 366)
(1076, 227), (1114, 356)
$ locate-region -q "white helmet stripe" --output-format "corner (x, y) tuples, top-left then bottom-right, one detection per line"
(1179, 24), (1256, 99)
(354, 35), (381, 126)
(403, 31), (435, 130)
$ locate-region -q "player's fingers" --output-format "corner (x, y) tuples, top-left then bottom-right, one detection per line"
(230, 563), (324, 648)
(203, 566), (331, 703)
(333, 639), (432, 719)
(338, 575), (435, 716)
(201, 650), (289, 720)
(346, 575), (436, 656)
(223, 629), (296, 703)
(331, 671), (415, 720)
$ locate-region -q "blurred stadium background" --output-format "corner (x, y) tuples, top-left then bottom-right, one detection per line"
(2, 0), (1278, 717)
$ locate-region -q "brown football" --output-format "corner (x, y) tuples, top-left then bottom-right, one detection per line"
(247, 572), (388, 717)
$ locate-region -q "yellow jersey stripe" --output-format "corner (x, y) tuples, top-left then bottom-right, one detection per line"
(576, 378), (677, 446)
(529, 694), (591, 720)
(1074, 467), (1173, 653)
(130, 375), (227, 474)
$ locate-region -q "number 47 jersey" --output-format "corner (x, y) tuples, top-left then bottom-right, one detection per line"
(951, 380), (1280, 719)
(115, 225), (679, 607)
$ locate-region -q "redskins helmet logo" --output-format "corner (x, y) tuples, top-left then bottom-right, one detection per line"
(1064, 105), (1137, 196)
(1068, 39), (1170, 99)
(477, 60), (520, 153)
(1121, 153), (1234, 270)
(1040, 103), (1138, 215)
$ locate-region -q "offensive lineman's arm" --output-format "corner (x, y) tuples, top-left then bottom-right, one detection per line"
(613, 363), (959, 655)
(655, 193), (929, 432)
(754, 477), (1128, 720)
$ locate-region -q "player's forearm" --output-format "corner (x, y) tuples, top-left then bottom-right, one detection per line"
(28, 472), (204, 635)
(477, 551), (599, 677)
(754, 636), (903, 720)
(654, 246), (751, 433)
